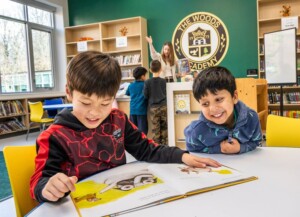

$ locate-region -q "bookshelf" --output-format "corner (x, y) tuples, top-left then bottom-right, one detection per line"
(257, 0), (300, 118)
(0, 93), (66, 137)
(65, 23), (101, 63)
(268, 85), (300, 118)
(167, 79), (268, 149)
(235, 78), (268, 130)
(257, 0), (300, 79)
(65, 17), (148, 82)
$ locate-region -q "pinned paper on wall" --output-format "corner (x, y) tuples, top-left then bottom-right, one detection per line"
(77, 41), (88, 52)
(116, 36), (128, 48)
(281, 16), (298, 30)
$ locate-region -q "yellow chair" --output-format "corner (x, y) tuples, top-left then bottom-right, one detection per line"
(3, 145), (39, 217)
(26, 101), (54, 140)
(266, 114), (300, 147)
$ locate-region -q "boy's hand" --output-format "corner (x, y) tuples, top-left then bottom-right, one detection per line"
(182, 153), (221, 168)
(42, 173), (78, 202)
(221, 138), (241, 154)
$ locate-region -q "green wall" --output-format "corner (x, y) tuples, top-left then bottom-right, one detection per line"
(68, 0), (258, 78)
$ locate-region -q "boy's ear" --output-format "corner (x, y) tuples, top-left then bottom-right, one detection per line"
(65, 85), (72, 102)
(233, 90), (238, 104)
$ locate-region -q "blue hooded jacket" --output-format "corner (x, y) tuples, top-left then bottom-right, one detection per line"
(184, 101), (262, 154)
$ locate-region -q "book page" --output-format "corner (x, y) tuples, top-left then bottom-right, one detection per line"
(148, 163), (255, 195)
(71, 162), (181, 217)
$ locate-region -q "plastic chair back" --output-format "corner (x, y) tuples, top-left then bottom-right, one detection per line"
(3, 145), (39, 217)
(266, 114), (300, 147)
(26, 101), (54, 140)
(28, 101), (45, 122)
(44, 98), (64, 118)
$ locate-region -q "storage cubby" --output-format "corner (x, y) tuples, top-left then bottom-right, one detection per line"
(0, 93), (66, 137)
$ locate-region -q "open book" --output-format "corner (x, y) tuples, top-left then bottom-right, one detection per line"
(71, 162), (257, 217)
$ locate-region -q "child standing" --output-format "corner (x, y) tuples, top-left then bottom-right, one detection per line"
(125, 67), (148, 135)
(30, 51), (220, 203)
(144, 60), (168, 145)
(184, 66), (262, 154)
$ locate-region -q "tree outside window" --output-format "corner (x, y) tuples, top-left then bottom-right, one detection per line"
(0, 0), (56, 93)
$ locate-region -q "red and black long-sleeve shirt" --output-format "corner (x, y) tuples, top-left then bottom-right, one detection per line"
(30, 108), (185, 202)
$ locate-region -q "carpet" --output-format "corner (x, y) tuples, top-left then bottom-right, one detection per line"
(0, 151), (12, 201)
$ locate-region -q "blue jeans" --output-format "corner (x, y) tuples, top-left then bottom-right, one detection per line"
(129, 115), (148, 135)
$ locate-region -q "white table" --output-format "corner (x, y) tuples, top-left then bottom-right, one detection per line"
(26, 147), (300, 217)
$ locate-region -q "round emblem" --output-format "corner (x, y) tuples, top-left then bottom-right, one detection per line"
(172, 12), (229, 71)
(177, 100), (186, 109)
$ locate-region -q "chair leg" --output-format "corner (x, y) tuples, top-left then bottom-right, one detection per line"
(26, 123), (32, 141)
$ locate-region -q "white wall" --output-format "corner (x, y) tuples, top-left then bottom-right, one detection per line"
(39, 0), (69, 92)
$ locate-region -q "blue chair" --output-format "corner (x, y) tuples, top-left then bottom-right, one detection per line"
(43, 98), (64, 118)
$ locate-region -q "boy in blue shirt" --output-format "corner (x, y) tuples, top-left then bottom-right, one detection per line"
(126, 67), (148, 135)
(184, 66), (262, 154)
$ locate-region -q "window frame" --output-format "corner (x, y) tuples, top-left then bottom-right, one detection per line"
(0, 0), (57, 94)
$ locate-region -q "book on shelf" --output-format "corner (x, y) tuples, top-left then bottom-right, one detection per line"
(174, 94), (190, 114)
(259, 59), (264, 71)
(177, 58), (191, 75)
(121, 69), (132, 78)
(0, 118), (26, 135)
(115, 54), (141, 66)
(297, 39), (300, 53)
(0, 100), (25, 117)
(259, 43), (264, 54)
(70, 161), (257, 217)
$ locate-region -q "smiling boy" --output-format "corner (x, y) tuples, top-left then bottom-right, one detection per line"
(30, 51), (221, 203)
(184, 66), (262, 154)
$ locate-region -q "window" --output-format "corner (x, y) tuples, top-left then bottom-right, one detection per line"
(0, 0), (56, 93)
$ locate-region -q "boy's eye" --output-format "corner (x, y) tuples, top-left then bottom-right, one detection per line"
(81, 102), (91, 106)
(201, 102), (209, 107)
(216, 97), (224, 103)
(101, 103), (110, 107)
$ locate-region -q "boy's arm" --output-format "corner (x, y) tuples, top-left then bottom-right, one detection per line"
(184, 123), (222, 154)
(143, 81), (149, 99)
(124, 114), (186, 163)
(30, 131), (68, 202)
(239, 113), (262, 154)
(125, 85), (130, 96)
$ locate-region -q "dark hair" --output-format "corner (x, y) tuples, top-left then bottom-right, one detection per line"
(133, 67), (147, 80)
(150, 60), (161, 73)
(161, 41), (175, 66)
(66, 51), (121, 97)
(193, 66), (236, 101)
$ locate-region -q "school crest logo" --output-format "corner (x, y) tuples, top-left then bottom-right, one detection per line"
(172, 12), (229, 71)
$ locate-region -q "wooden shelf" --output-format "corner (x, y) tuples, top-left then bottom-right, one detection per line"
(268, 86), (300, 91)
(0, 94), (66, 137)
(257, 0), (300, 117)
(65, 17), (148, 74)
(235, 78), (268, 130)
(0, 113), (27, 119)
(257, 0), (300, 78)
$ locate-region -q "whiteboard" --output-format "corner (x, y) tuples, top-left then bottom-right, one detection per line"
(264, 28), (297, 85)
